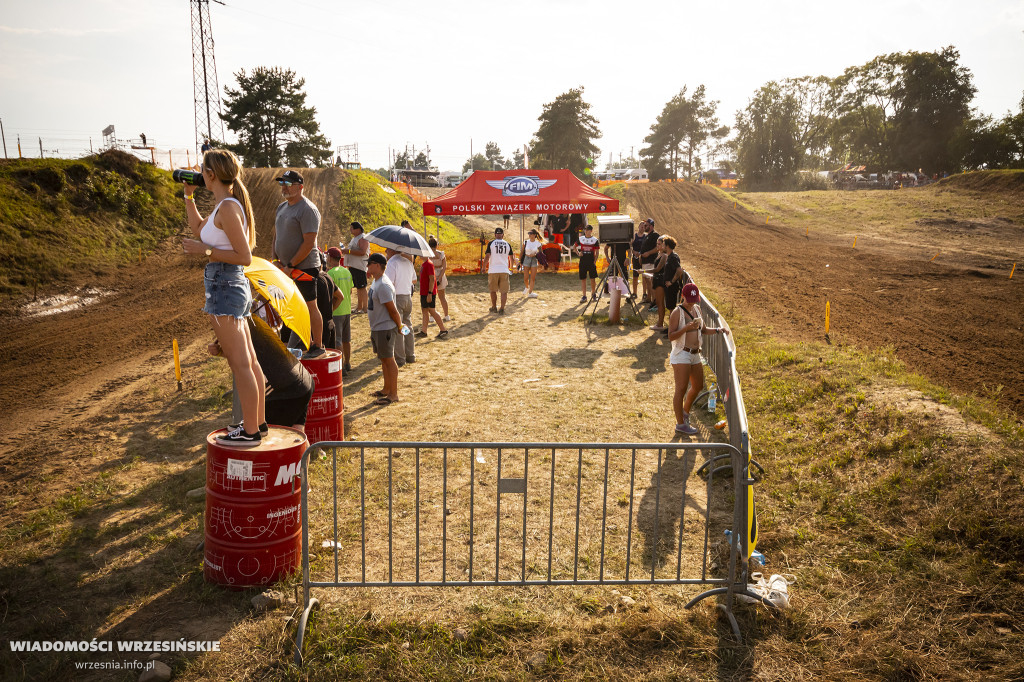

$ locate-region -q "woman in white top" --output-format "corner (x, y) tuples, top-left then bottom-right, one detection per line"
(520, 228), (544, 298)
(668, 282), (729, 435)
(427, 236), (451, 320)
(182, 149), (267, 447)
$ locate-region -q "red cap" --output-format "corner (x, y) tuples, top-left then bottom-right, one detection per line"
(682, 283), (699, 303)
(326, 247), (342, 260)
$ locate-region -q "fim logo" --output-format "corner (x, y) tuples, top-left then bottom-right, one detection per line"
(486, 175), (557, 197)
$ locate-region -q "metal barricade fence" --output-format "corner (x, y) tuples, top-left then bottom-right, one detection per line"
(292, 440), (751, 663)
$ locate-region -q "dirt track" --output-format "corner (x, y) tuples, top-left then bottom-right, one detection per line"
(625, 182), (1024, 414)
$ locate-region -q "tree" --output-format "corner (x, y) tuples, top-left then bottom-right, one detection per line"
(510, 148), (526, 169)
(413, 151), (432, 169)
(733, 81), (803, 189)
(640, 85), (728, 180)
(394, 150), (410, 169)
(220, 66), (331, 168)
(462, 153), (491, 174)
(530, 87), (601, 177)
(484, 142), (506, 171)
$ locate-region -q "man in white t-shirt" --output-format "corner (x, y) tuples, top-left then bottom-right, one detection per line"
(385, 248), (417, 366)
(484, 227), (515, 314)
(341, 221), (370, 314)
(574, 224), (600, 303)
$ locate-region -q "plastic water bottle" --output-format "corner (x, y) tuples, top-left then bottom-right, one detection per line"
(707, 382), (717, 412)
(400, 325), (411, 336)
(724, 530), (766, 567)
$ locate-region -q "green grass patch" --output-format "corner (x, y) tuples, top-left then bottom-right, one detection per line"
(0, 150), (184, 296)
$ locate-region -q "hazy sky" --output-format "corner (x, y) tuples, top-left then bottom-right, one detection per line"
(2, 0), (1022, 171)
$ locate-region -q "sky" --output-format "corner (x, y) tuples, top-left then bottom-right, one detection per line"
(1, 0), (1023, 172)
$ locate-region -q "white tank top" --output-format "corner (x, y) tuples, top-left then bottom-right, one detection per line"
(200, 197), (246, 252)
(671, 304), (702, 353)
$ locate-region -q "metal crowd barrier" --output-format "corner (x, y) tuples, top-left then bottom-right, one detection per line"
(292, 440), (755, 664)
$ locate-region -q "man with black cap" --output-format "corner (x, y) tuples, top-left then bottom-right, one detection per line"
(639, 218), (661, 304)
(272, 169), (325, 358)
(342, 221), (370, 314)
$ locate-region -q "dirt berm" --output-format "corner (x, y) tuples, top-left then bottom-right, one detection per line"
(626, 181), (1024, 414)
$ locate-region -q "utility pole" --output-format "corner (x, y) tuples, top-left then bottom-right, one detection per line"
(39, 137), (43, 159)
(190, 0), (226, 155)
(0, 118), (6, 158)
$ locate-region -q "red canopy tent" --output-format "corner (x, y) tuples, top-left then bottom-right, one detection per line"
(422, 169), (618, 216)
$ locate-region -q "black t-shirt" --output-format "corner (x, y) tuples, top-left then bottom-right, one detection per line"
(249, 317), (315, 400)
(630, 233), (645, 261)
(315, 270), (339, 326)
(663, 252), (682, 286)
(641, 230), (660, 264)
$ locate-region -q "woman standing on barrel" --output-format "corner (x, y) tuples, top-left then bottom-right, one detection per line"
(182, 149), (267, 446)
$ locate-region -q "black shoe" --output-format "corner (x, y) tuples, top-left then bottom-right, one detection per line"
(437, 330), (449, 338)
(414, 331), (428, 338)
(228, 419), (268, 436)
(302, 346), (326, 359)
(217, 425), (261, 447)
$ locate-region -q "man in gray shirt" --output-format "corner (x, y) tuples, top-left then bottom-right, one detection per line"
(366, 253), (405, 405)
(272, 170), (325, 358)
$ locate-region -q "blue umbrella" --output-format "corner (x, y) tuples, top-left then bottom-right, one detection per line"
(365, 225), (435, 258)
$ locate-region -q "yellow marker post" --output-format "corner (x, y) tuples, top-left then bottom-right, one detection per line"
(765, 215), (769, 224)
(173, 339), (182, 391)
(805, 226), (809, 237)
(825, 300), (830, 334)
(852, 236), (857, 249)
(1011, 263), (1017, 280)
(930, 251), (940, 262)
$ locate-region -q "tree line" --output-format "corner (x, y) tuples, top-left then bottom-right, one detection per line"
(213, 48), (1024, 191)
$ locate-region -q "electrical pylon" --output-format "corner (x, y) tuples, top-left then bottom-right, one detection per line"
(190, 0), (226, 155)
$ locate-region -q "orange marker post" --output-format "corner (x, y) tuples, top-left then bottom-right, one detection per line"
(930, 252), (940, 262)
(852, 236), (857, 249)
(173, 339), (182, 391)
(1011, 263), (1017, 280)
(825, 300), (830, 335)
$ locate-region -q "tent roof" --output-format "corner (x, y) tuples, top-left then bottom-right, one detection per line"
(422, 169), (619, 216)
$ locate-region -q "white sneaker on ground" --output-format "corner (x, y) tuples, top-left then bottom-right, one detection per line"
(528, 292), (538, 298)
(442, 315), (451, 322)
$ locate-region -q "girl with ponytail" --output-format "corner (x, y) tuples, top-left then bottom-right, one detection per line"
(182, 148), (267, 446)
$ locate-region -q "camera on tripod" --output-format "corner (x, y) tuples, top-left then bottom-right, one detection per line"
(172, 168), (205, 187)
(596, 214), (634, 243)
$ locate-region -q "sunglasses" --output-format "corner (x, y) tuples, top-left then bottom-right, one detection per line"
(278, 180), (295, 186)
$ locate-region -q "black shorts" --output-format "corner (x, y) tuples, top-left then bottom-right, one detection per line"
(350, 268), (367, 289)
(631, 256), (641, 273)
(295, 267), (320, 302)
(578, 257), (597, 280)
(266, 378), (314, 427)
(420, 293), (436, 309)
(665, 282), (681, 309)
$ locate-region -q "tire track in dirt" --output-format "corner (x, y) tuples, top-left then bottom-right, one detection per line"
(627, 182), (1024, 414)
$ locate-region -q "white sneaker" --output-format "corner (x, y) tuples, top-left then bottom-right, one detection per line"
(528, 292), (538, 298)
(523, 287), (530, 295)
(442, 315), (451, 322)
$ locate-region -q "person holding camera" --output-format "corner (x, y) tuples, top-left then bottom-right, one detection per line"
(669, 283), (729, 435)
(182, 148), (267, 446)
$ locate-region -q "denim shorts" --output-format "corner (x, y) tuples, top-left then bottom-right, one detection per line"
(522, 255), (539, 268)
(203, 262), (251, 318)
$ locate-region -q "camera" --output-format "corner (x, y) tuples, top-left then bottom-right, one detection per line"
(172, 168), (205, 187)
(596, 215), (635, 244)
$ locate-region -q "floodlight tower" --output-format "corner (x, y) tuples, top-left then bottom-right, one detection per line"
(190, 0), (226, 155)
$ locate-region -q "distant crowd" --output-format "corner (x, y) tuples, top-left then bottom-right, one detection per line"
(182, 148), (727, 444)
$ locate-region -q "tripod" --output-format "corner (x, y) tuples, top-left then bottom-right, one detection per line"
(585, 252), (647, 323)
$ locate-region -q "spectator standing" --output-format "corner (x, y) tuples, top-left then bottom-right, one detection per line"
(416, 255), (449, 338)
(271, 170), (325, 358)
(341, 221), (370, 314)
(484, 227), (515, 314)
(575, 224), (600, 303)
(428, 237), (451, 321)
(314, 267), (343, 351)
(181, 148), (266, 446)
(325, 247), (353, 375)
(640, 218), (661, 303)
(520, 228), (543, 298)
(650, 236), (688, 331)
(201, 139), (212, 154)
(630, 222), (646, 299)
(668, 283), (729, 435)
(385, 247), (417, 366)
(366, 253), (407, 405)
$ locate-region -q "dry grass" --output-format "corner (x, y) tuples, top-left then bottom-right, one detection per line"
(3, 271), (1024, 681)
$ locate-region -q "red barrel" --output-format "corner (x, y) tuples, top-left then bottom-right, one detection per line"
(301, 348), (344, 444)
(204, 426), (308, 588)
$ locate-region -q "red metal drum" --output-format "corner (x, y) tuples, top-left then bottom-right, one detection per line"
(204, 426), (308, 588)
(300, 348), (344, 444)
